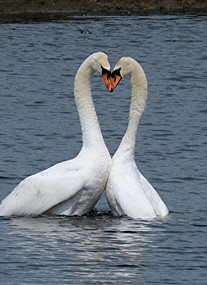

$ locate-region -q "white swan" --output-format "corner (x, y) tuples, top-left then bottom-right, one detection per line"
(106, 57), (169, 219)
(0, 52), (112, 216)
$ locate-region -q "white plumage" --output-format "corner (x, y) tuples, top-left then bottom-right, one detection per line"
(0, 52), (112, 216)
(106, 57), (169, 219)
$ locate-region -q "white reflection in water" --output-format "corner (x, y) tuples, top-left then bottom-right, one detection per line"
(11, 216), (154, 259)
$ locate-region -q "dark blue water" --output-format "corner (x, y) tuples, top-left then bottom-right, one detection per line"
(0, 16), (207, 284)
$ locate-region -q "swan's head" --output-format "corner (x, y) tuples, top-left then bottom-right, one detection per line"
(111, 57), (138, 89)
(89, 52), (114, 92)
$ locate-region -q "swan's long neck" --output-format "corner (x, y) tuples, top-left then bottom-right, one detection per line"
(74, 59), (105, 149)
(116, 64), (148, 160)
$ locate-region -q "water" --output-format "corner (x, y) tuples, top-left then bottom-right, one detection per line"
(0, 16), (207, 284)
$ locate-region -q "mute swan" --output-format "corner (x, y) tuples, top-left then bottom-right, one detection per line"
(106, 57), (169, 219)
(0, 52), (112, 216)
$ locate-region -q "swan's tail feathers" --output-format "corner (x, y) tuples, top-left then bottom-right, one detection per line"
(140, 174), (169, 217)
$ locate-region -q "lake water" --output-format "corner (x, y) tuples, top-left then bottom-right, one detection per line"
(0, 15), (207, 284)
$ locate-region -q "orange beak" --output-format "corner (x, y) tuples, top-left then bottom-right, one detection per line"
(111, 68), (122, 90)
(111, 74), (122, 89)
(102, 68), (114, 92)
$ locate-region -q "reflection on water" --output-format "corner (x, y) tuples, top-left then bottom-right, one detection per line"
(0, 15), (207, 284)
(2, 215), (157, 284)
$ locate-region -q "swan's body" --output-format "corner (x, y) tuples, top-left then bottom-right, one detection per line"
(106, 57), (168, 219)
(0, 52), (112, 216)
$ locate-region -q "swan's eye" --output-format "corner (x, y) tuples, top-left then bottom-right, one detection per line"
(111, 68), (122, 81)
(101, 66), (111, 79)
(101, 67), (113, 92)
(111, 68), (122, 89)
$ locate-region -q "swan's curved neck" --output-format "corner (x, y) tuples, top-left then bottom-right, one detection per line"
(74, 60), (104, 149)
(116, 65), (148, 159)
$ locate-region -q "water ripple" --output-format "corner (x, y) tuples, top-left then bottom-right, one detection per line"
(0, 16), (207, 285)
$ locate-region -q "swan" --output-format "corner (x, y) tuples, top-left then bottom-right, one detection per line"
(106, 57), (169, 219)
(0, 52), (112, 216)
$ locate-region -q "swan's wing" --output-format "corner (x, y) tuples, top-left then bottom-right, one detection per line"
(139, 173), (169, 217)
(0, 159), (86, 216)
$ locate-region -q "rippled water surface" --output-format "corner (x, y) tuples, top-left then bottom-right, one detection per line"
(0, 16), (207, 284)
